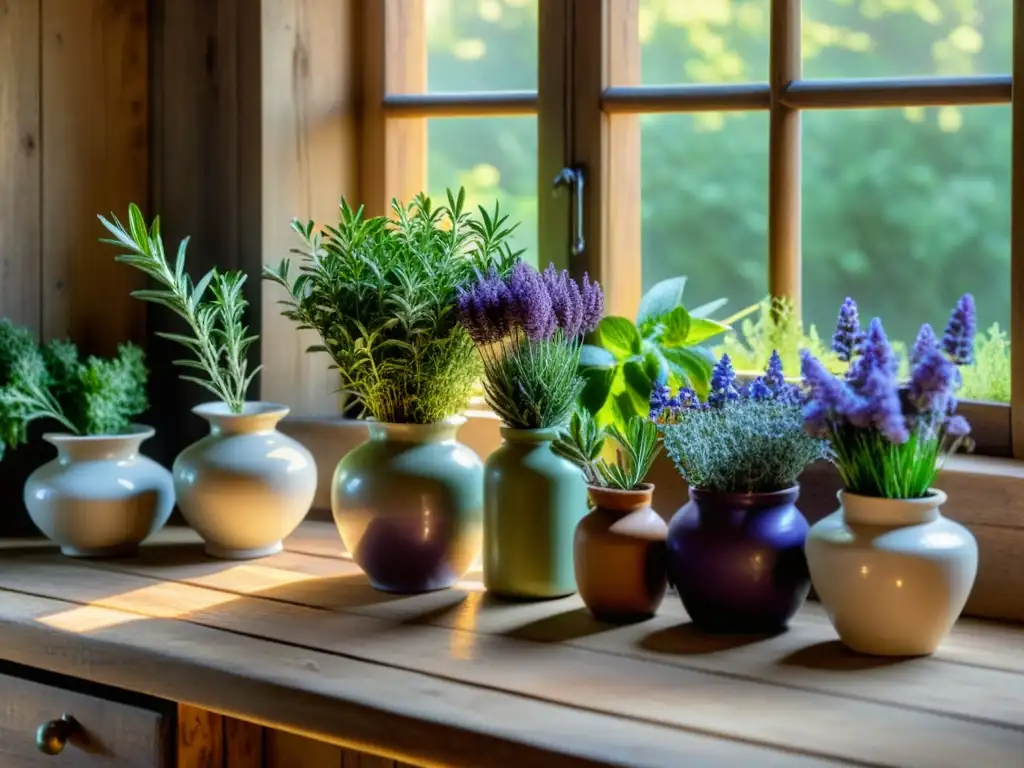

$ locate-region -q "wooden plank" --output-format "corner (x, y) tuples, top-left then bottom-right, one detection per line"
(383, 92), (537, 117)
(342, 748), (396, 767)
(1012, 0), (1024, 458)
(225, 716), (263, 768)
(177, 704), (224, 768)
(2, 558), (1022, 768)
(266, 730), (341, 767)
(0, 0), (41, 332)
(259, 0), (358, 416)
(0, 670), (169, 766)
(537, 0), (572, 272)
(40, 0), (147, 354)
(0, 590), (814, 768)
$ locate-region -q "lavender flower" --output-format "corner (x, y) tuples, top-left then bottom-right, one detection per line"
(457, 268), (510, 345)
(946, 414), (971, 438)
(743, 377), (773, 400)
(764, 350), (786, 392)
(508, 262), (555, 341)
(911, 323), (939, 367)
(542, 264), (584, 338)
(846, 317), (898, 392)
(942, 293), (977, 366)
(910, 346), (958, 417)
(800, 349), (861, 436)
(580, 273), (604, 335)
(849, 369), (909, 443)
(649, 382), (672, 419)
(708, 354), (740, 408)
(831, 297), (862, 362)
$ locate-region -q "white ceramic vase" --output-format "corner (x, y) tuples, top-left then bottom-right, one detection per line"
(174, 402), (317, 559)
(24, 425), (174, 557)
(805, 489), (978, 656)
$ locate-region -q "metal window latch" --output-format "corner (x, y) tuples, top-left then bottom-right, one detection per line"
(553, 166), (585, 257)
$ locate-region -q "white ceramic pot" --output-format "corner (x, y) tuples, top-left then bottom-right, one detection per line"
(174, 402), (317, 559)
(806, 489), (978, 656)
(24, 425), (174, 557)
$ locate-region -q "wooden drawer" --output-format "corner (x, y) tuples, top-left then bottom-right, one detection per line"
(0, 672), (170, 766)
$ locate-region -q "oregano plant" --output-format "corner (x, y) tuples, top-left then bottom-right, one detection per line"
(98, 204), (260, 413)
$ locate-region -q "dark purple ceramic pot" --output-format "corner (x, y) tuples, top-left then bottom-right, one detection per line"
(666, 486), (810, 633)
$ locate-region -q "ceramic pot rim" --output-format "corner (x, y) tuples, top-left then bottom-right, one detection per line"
(587, 482), (655, 511)
(688, 484), (800, 506)
(192, 401), (290, 420)
(43, 423), (156, 444)
(839, 488), (947, 526)
(367, 416), (467, 442)
(499, 426), (561, 442)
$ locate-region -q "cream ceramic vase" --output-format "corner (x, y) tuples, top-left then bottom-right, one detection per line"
(24, 425), (174, 557)
(805, 489), (978, 656)
(174, 402), (317, 559)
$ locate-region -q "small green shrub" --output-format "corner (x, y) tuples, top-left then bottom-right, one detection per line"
(959, 323), (1010, 403)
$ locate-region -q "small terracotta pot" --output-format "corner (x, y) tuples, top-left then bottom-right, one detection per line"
(574, 483), (668, 622)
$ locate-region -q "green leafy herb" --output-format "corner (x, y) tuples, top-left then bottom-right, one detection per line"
(959, 323), (1010, 403)
(554, 409), (661, 490)
(483, 335), (584, 430)
(97, 204), (260, 413)
(0, 320), (148, 459)
(264, 189), (518, 424)
(578, 276), (732, 432)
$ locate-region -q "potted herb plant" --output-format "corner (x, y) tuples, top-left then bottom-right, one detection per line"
(265, 191), (515, 593)
(0, 319), (173, 556)
(802, 296), (978, 656)
(99, 205), (317, 560)
(457, 261), (602, 599)
(554, 410), (667, 620)
(654, 352), (829, 632)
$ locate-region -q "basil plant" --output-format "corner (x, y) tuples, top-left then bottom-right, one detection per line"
(578, 277), (731, 430)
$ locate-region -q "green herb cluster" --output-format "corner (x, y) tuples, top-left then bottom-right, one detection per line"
(484, 336), (583, 430)
(0, 320), (148, 459)
(660, 399), (829, 494)
(713, 297), (843, 378)
(579, 276), (732, 432)
(98, 204), (260, 413)
(554, 410), (661, 490)
(264, 190), (518, 424)
(959, 323), (1010, 403)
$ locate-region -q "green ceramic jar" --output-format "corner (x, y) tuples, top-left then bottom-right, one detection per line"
(332, 417), (484, 593)
(483, 427), (588, 599)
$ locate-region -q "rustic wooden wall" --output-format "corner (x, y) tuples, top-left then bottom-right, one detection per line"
(0, 0), (356, 531)
(0, 0), (149, 533)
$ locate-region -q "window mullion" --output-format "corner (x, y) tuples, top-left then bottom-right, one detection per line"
(538, 0), (572, 273)
(361, 0), (426, 216)
(571, 0), (641, 318)
(1012, 1), (1024, 458)
(769, 0), (802, 312)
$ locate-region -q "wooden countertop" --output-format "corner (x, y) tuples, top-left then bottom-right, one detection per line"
(0, 523), (1020, 768)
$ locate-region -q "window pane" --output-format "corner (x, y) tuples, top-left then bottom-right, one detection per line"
(803, 106), (1010, 401)
(639, 0), (769, 85)
(427, 116), (538, 262)
(802, 0), (1011, 78)
(426, 0), (537, 92)
(641, 111), (768, 321)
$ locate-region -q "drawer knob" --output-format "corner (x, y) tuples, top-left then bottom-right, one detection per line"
(36, 713), (79, 755)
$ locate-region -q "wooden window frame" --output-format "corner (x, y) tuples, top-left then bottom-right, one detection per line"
(364, 0), (1019, 460)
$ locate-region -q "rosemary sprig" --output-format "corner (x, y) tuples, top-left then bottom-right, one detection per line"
(98, 204), (260, 413)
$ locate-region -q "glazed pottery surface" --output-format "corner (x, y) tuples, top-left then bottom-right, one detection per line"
(484, 427), (588, 599)
(806, 489), (978, 656)
(575, 483), (668, 621)
(332, 418), (483, 593)
(667, 486), (810, 633)
(24, 425), (174, 557)
(174, 402), (317, 560)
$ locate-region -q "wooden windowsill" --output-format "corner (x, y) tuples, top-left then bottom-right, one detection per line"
(0, 522), (1020, 767)
(280, 412), (1024, 623)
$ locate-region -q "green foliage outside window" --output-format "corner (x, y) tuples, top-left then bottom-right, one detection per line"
(425, 0), (1012, 404)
